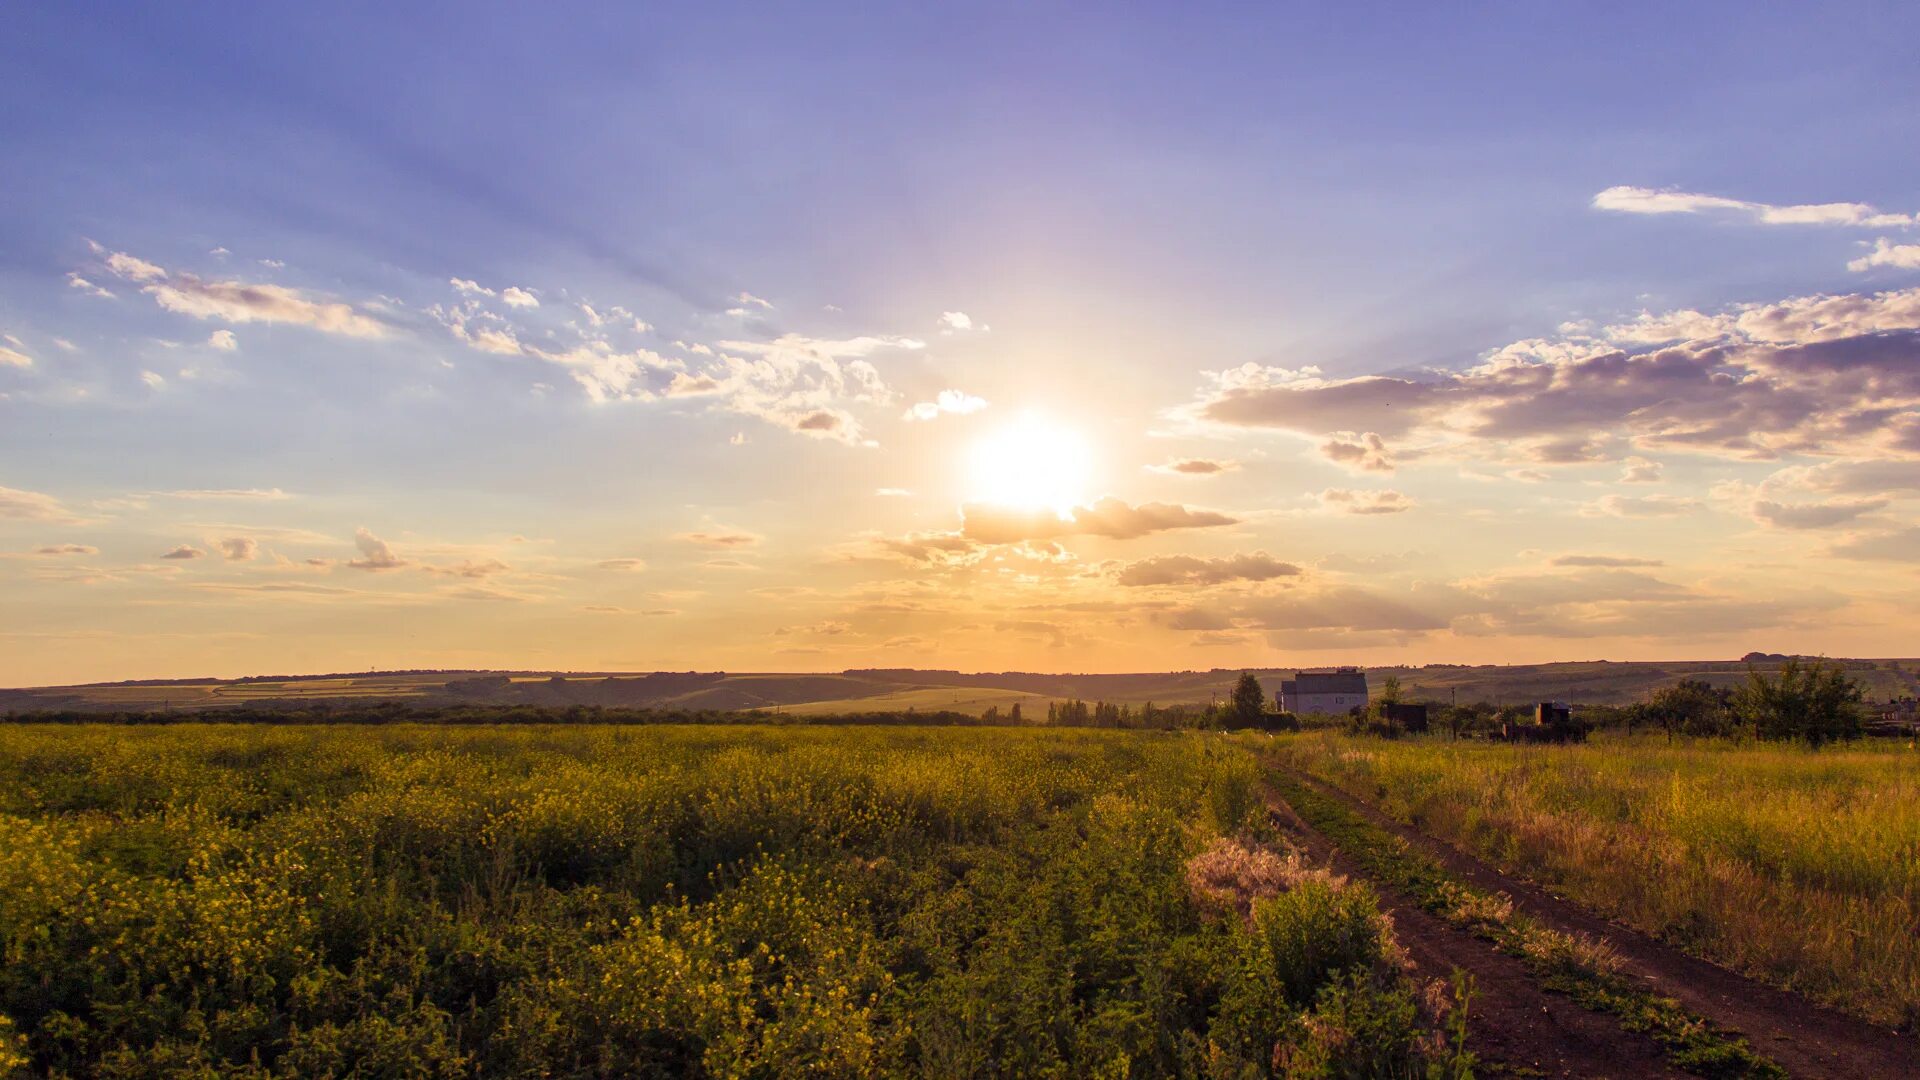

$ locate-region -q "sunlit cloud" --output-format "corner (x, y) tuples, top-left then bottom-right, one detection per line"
(1593, 185), (1914, 228)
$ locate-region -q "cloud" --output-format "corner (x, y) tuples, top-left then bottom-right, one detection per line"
(1550, 554), (1664, 568)
(1850, 238), (1920, 272)
(1750, 497), (1887, 529)
(1319, 488), (1412, 514)
(422, 558), (510, 579)
(677, 529), (761, 548)
(903, 389), (988, 421)
(596, 557), (647, 571)
(67, 273), (113, 298)
(1620, 456), (1663, 483)
(665, 372), (724, 397)
(156, 488), (291, 501)
(346, 527), (404, 570)
(501, 287), (539, 308)
(1319, 432), (1397, 472)
(1186, 285), (1920, 468)
(207, 330), (237, 351)
(938, 311), (985, 332)
(1150, 458), (1238, 476)
(0, 344), (30, 369)
(1830, 527), (1920, 562)
(217, 537), (258, 561)
(140, 371), (166, 389)
(1116, 552), (1302, 587)
(961, 497), (1237, 543)
(733, 292), (774, 311)
(1593, 186), (1913, 228)
(105, 251), (168, 281)
(31, 544), (98, 556)
(450, 277), (494, 296)
(160, 545), (203, 560)
(1583, 494), (1703, 517)
(0, 486), (83, 524)
(109, 252), (386, 338)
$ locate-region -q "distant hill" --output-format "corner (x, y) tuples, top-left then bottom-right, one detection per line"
(6, 658), (1919, 716)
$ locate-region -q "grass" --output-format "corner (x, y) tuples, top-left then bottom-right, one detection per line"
(1264, 771), (1785, 1079)
(0, 723), (1466, 1078)
(1271, 730), (1920, 1031)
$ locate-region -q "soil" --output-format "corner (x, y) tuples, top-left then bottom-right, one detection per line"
(1271, 766), (1920, 1080)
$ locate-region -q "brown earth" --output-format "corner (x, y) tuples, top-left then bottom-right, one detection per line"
(1265, 788), (1689, 1078)
(1273, 767), (1920, 1080)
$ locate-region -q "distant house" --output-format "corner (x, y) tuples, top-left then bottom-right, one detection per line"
(1279, 668), (1369, 715)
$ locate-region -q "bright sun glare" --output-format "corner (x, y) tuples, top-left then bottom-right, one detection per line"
(967, 414), (1093, 514)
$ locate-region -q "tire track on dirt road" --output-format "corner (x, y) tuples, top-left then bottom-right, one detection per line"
(1271, 765), (1919, 1080)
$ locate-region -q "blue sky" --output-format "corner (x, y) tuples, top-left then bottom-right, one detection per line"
(4, 4), (1919, 682)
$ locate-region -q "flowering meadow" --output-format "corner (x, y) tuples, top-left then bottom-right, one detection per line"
(0, 724), (1462, 1078)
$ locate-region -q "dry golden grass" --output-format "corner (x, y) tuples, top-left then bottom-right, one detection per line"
(1274, 731), (1920, 1029)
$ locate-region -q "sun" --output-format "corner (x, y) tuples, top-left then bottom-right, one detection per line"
(967, 414), (1093, 514)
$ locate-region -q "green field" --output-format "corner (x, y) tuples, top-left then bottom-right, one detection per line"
(10, 658), (1919, 718)
(0, 724), (1465, 1078)
(1271, 730), (1920, 1030)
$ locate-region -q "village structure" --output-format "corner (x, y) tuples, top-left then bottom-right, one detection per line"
(1278, 667), (1369, 715)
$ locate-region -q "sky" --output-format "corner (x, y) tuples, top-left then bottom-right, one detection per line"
(3, 4), (1920, 685)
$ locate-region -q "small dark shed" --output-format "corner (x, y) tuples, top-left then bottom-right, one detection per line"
(1381, 702), (1429, 733)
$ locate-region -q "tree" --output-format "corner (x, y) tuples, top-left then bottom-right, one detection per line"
(1229, 672), (1267, 728)
(1378, 675), (1402, 707)
(1733, 658), (1863, 747)
(1008, 702), (1022, 724)
(1645, 678), (1732, 741)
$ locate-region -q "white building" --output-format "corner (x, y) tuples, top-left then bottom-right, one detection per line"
(1279, 668), (1369, 715)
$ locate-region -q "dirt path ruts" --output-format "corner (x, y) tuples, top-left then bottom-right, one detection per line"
(1278, 767), (1920, 1080)
(1264, 789), (1689, 1079)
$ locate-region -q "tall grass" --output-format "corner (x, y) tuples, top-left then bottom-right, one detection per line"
(0, 724), (1457, 1077)
(1271, 730), (1920, 1030)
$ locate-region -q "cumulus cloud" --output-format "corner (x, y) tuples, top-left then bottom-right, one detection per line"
(207, 329), (238, 351)
(1115, 552), (1301, 586)
(449, 277), (494, 296)
(346, 527), (404, 570)
(102, 251), (386, 338)
(1583, 494), (1703, 517)
(961, 497), (1237, 543)
(1593, 186), (1913, 228)
(1319, 432), (1396, 472)
(501, 287), (539, 308)
(217, 536), (258, 561)
(903, 389), (988, 421)
(1319, 488), (1412, 514)
(938, 311), (986, 332)
(1186, 285), (1920, 468)
(1850, 238), (1920, 272)
(1620, 456), (1663, 483)
(160, 545), (203, 560)
(1150, 458), (1237, 476)
(105, 251), (168, 281)
(1750, 497), (1887, 529)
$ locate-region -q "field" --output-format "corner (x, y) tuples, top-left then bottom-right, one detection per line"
(9, 658), (1919, 717)
(1270, 731), (1920, 1030)
(0, 724), (1465, 1078)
